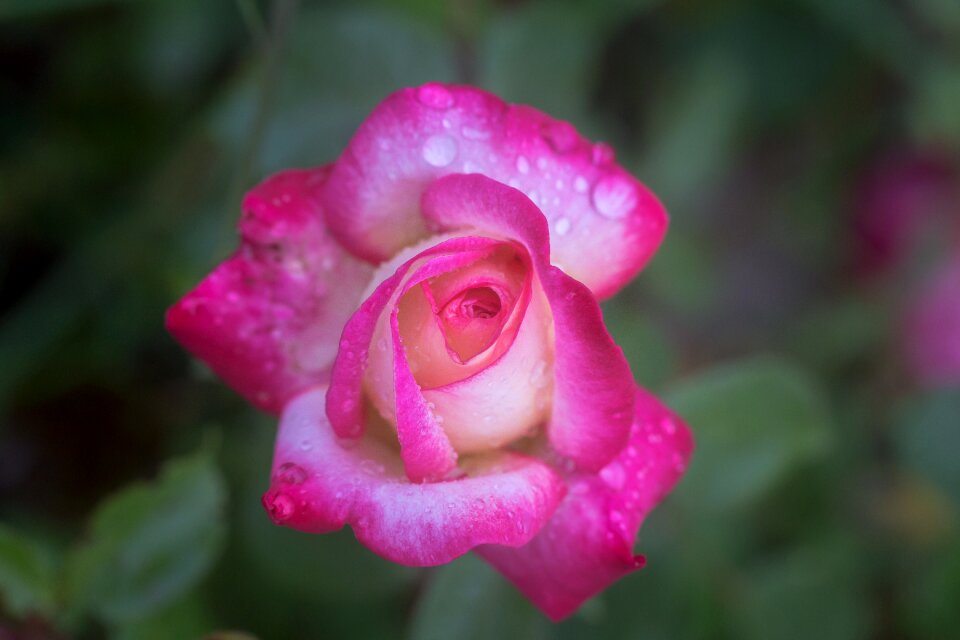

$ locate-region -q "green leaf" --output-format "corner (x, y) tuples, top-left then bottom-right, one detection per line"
(895, 389), (960, 506)
(734, 536), (872, 640)
(65, 453), (227, 624)
(0, 525), (57, 618)
(665, 358), (833, 513)
(410, 554), (548, 640)
(110, 590), (215, 640)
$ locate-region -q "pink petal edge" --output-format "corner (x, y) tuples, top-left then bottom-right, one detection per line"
(477, 387), (694, 621)
(322, 83), (668, 299)
(166, 167), (373, 413)
(263, 386), (567, 566)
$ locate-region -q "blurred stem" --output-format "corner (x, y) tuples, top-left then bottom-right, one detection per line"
(235, 0), (269, 46)
(227, 0), (300, 243)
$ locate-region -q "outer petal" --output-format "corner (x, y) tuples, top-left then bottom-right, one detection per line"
(421, 174), (635, 471)
(166, 167), (373, 413)
(322, 83), (667, 299)
(903, 254), (960, 386)
(476, 388), (694, 621)
(263, 387), (566, 566)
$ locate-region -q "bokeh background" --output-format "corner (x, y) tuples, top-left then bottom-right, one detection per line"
(2, 0), (959, 638)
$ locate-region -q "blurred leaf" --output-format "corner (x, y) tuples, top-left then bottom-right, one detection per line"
(65, 452), (226, 624)
(902, 540), (960, 639)
(0, 0), (137, 20)
(410, 554), (548, 640)
(641, 228), (717, 313)
(111, 590), (215, 640)
(894, 389), (960, 506)
(601, 301), (677, 389)
(665, 358), (833, 513)
(476, 2), (604, 125)
(638, 48), (746, 214)
(0, 525), (57, 618)
(735, 536), (871, 640)
(786, 297), (888, 376)
(909, 61), (960, 149)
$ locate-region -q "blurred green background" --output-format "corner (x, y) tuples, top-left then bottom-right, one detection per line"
(1, 0), (959, 638)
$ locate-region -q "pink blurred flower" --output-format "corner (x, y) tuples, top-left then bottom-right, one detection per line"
(166, 83), (692, 620)
(904, 253), (960, 387)
(853, 150), (957, 277)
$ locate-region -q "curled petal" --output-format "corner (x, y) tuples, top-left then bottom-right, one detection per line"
(477, 387), (694, 621)
(422, 173), (635, 471)
(322, 83), (667, 298)
(264, 387), (566, 566)
(166, 167), (373, 413)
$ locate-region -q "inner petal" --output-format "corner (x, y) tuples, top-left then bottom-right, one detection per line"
(438, 285), (509, 362)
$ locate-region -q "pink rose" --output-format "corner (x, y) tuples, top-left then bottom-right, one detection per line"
(166, 83), (692, 620)
(903, 252), (960, 387)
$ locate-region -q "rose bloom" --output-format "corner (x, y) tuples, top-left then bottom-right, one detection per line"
(167, 83), (693, 620)
(903, 251), (960, 387)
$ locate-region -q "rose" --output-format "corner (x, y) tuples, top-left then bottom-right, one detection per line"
(166, 83), (693, 619)
(903, 253), (960, 387)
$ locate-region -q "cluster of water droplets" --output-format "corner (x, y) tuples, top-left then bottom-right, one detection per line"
(410, 83), (640, 236)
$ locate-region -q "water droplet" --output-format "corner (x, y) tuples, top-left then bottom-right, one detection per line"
(359, 459), (385, 476)
(377, 338), (388, 352)
(660, 416), (677, 435)
(574, 175), (589, 192)
(592, 175), (638, 219)
(417, 83), (454, 109)
(461, 126), (490, 141)
(276, 462), (307, 485)
(600, 463), (626, 490)
(554, 217), (571, 236)
(342, 398), (357, 413)
(540, 120), (578, 153)
(422, 135), (457, 167)
(555, 178), (565, 190)
(299, 439), (313, 451)
(536, 156), (548, 171)
(482, 415), (494, 425)
(529, 360), (549, 387)
(516, 155), (530, 174)
(672, 452), (687, 473)
(592, 142), (614, 165)
(647, 431), (663, 444)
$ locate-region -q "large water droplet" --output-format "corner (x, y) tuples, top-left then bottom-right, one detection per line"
(574, 175), (589, 193)
(540, 120), (578, 153)
(554, 217), (572, 236)
(276, 462), (307, 485)
(592, 175), (638, 219)
(516, 155), (530, 174)
(600, 463), (626, 490)
(423, 135), (457, 167)
(417, 83), (454, 109)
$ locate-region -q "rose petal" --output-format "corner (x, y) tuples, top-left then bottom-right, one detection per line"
(904, 254), (960, 386)
(476, 387), (694, 621)
(165, 167), (373, 413)
(264, 387), (566, 566)
(322, 83), (667, 299)
(421, 173), (636, 471)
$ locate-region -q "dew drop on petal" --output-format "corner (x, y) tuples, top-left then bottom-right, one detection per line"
(516, 155), (530, 174)
(554, 217), (572, 236)
(423, 135), (457, 167)
(592, 142), (615, 165)
(461, 126), (490, 141)
(574, 175), (589, 193)
(264, 491), (295, 522)
(276, 462), (308, 485)
(600, 463), (626, 490)
(417, 83), (454, 109)
(540, 120), (578, 153)
(592, 175), (638, 219)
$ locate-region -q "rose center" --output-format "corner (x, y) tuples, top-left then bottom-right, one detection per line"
(438, 285), (508, 362)
(449, 286), (502, 320)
